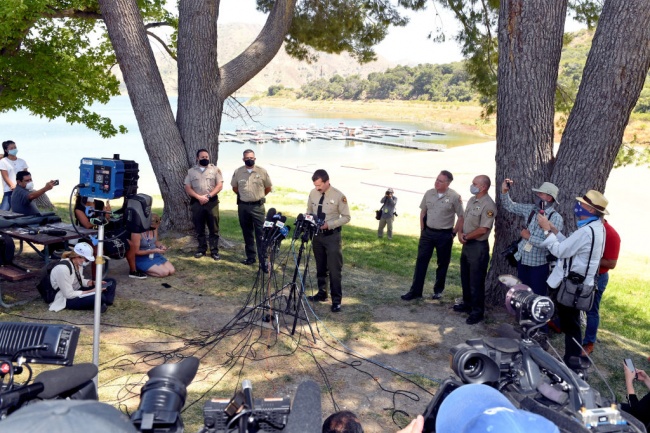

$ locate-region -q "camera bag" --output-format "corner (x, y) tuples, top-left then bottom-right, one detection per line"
(555, 226), (596, 311)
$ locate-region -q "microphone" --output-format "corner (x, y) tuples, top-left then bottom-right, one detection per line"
(242, 379), (254, 410)
(262, 208), (277, 241)
(33, 363), (98, 399)
(293, 214), (305, 240)
(284, 380), (322, 433)
(265, 207), (277, 221)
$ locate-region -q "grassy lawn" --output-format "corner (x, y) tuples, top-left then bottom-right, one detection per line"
(1, 193), (649, 431)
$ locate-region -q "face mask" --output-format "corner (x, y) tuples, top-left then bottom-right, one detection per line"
(538, 199), (551, 210)
(470, 185), (480, 195)
(8, 149), (18, 156)
(574, 202), (594, 218)
(25, 181), (34, 190)
(244, 159), (255, 167)
(81, 260), (90, 267)
(199, 159), (210, 167)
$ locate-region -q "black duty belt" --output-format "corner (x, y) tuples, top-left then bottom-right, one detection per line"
(321, 227), (342, 237)
(465, 239), (488, 244)
(425, 227), (452, 233)
(239, 200), (263, 206)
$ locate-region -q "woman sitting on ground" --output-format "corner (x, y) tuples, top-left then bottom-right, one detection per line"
(74, 195), (111, 229)
(129, 214), (175, 277)
(49, 243), (117, 313)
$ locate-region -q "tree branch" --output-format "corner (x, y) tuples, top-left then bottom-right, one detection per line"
(218, 0), (297, 98)
(145, 22), (173, 29)
(43, 8), (103, 19)
(147, 31), (177, 60)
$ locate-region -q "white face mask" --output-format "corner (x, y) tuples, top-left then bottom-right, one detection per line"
(25, 181), (34, 190)
(81, 260), (90, 267)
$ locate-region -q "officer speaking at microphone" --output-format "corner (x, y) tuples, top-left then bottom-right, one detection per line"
(306, 169), (351, 313)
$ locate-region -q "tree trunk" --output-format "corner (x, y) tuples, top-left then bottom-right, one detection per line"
(98, 0), (295, 231)
(487, 0), (567, 305)
(551, 0), (650, 224)
(98, 0), (191, 231)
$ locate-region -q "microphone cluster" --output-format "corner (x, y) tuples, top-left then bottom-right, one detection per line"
(292, 213), (324, 241)
(261, 208), (292, 246)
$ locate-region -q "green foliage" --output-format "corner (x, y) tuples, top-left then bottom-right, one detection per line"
(257, 0), (427, 63)
(267, 85), (285, 96)
(0, 0), (125, 137)
(298, 62), (478, 102)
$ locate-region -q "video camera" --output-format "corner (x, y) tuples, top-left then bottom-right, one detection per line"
(420, 276), (646, 433)
(0, 323), (321, 433)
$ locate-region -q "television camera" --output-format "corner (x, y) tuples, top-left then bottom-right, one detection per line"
(421, 276), (646, 433)
(0, 323), (321, 433)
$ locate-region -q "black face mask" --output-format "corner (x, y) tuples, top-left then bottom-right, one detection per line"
(199, 159), (209, 167)
(244, 159), (255, 167)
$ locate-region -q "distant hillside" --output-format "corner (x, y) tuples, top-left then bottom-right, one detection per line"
(114, 23), (393, 96)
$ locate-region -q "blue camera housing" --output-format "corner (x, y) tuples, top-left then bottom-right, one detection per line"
(78, 157), (139, 199)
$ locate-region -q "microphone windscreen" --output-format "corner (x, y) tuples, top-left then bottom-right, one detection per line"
(265, 207), (277, 221)
(296, 213), (304, 222)
(284, 380), (322, 433)
(35, 363), (98, 399)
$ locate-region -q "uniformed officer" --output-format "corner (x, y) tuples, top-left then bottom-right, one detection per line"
(454, 175), (497, 325)
(231, 149), (272, 265)
(306, 169), (351, 312)
(401, 170), (464, 301)
(184, 149), (223, 260)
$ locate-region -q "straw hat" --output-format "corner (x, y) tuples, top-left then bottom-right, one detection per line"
(576, 190), (609, 215)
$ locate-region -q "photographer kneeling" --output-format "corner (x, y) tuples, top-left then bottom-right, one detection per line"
(49, 243), (117, 313)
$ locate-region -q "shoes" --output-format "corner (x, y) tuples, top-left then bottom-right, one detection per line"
(548, 321), (562, 334)
(129, 270), (148, 279)
(307, 294), (328, 302)
(401, 292), (423, 301)
(100, 303), (108, 314)
(432, 293), (442, 300)
(466, 315), (484, 325)
(241, 258), (256, 265)
(194, 251), (206, 258)
(453, 303), (470, 313)
(582, 342), (594, 356)
(211, 252), (221, 261)
(331, 304), (341, 313)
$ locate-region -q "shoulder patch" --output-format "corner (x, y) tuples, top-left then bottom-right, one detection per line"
(342, 196), (347, 203)
(486, 210), (495, 218)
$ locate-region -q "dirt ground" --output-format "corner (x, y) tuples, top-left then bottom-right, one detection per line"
(2, 233), (519, 433)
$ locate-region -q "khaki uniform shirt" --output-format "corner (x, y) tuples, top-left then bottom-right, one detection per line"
(230, 165), (272, 202)
(420, 188), (464, 229)
(462, 194), (497, 241)
(184, 165), (223, 196)
(307, 186), (351, 230)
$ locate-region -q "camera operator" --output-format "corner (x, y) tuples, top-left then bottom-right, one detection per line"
(622, 362), (650, 429)
(538, 190), (607, 371)
(377, 188), (397, 240)
(323, 411), (364, 433)
(10, 170), (56, 215)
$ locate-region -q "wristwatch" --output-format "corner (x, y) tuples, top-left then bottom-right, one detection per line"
(207, 193), (211, 199)
(543, 230), (550, 236)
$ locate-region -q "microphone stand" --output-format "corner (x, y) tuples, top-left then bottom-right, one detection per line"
(285, 227), (316, 343)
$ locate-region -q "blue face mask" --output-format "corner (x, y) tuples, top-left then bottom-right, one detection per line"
(8, 149), (18, 156)
(574, 202), (593, 218)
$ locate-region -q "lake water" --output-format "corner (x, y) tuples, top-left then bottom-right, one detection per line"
(0, 96), (485, 204)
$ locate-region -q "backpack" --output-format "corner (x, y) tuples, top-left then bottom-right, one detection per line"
(0, 233), (16, 265)
(37, 260), (73, 304)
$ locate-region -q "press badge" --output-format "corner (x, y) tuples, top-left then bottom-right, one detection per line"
(523, 242), (533, 253)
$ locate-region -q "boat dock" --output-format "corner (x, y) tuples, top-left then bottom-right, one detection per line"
(347, 137), (445, 151)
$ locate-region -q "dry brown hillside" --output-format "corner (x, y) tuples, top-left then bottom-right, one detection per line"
(113, 23), (393, 96)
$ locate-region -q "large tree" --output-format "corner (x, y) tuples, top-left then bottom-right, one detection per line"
(487, 0), (650, 303)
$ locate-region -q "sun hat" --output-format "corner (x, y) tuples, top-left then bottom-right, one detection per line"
(531, 182), (560, 203)
(73, 242), (95, 262)
(576, 190), (609, 215)
(387, 188), (394, 193)
(0, 400), (137, 433)
(436, 384), (560, 433)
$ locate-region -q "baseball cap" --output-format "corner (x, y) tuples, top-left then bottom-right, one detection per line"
(0, 400), (137, 433)
(436, 384), (559, 433)
(74, 242), (95, 262)
(531, 182), (560, 203)
(387, 188), (394, 193)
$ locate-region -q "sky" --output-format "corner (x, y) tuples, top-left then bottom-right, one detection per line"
(218, 1), (465, 65)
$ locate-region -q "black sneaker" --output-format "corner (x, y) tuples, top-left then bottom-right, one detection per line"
(307, 294), (328, 302)
(401, 292), (422, 301)
(100, 303), (108, 313)
(331, 304), (341, 313)
(453, 303), (470, 313)
(241, 258), (256, 265)
(432, 293), (442, 300)
(466, 315), (484, 325)
(194, 251), (206, 258)
(129, 270), (147, 279)
(211, 252), (221, 261)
